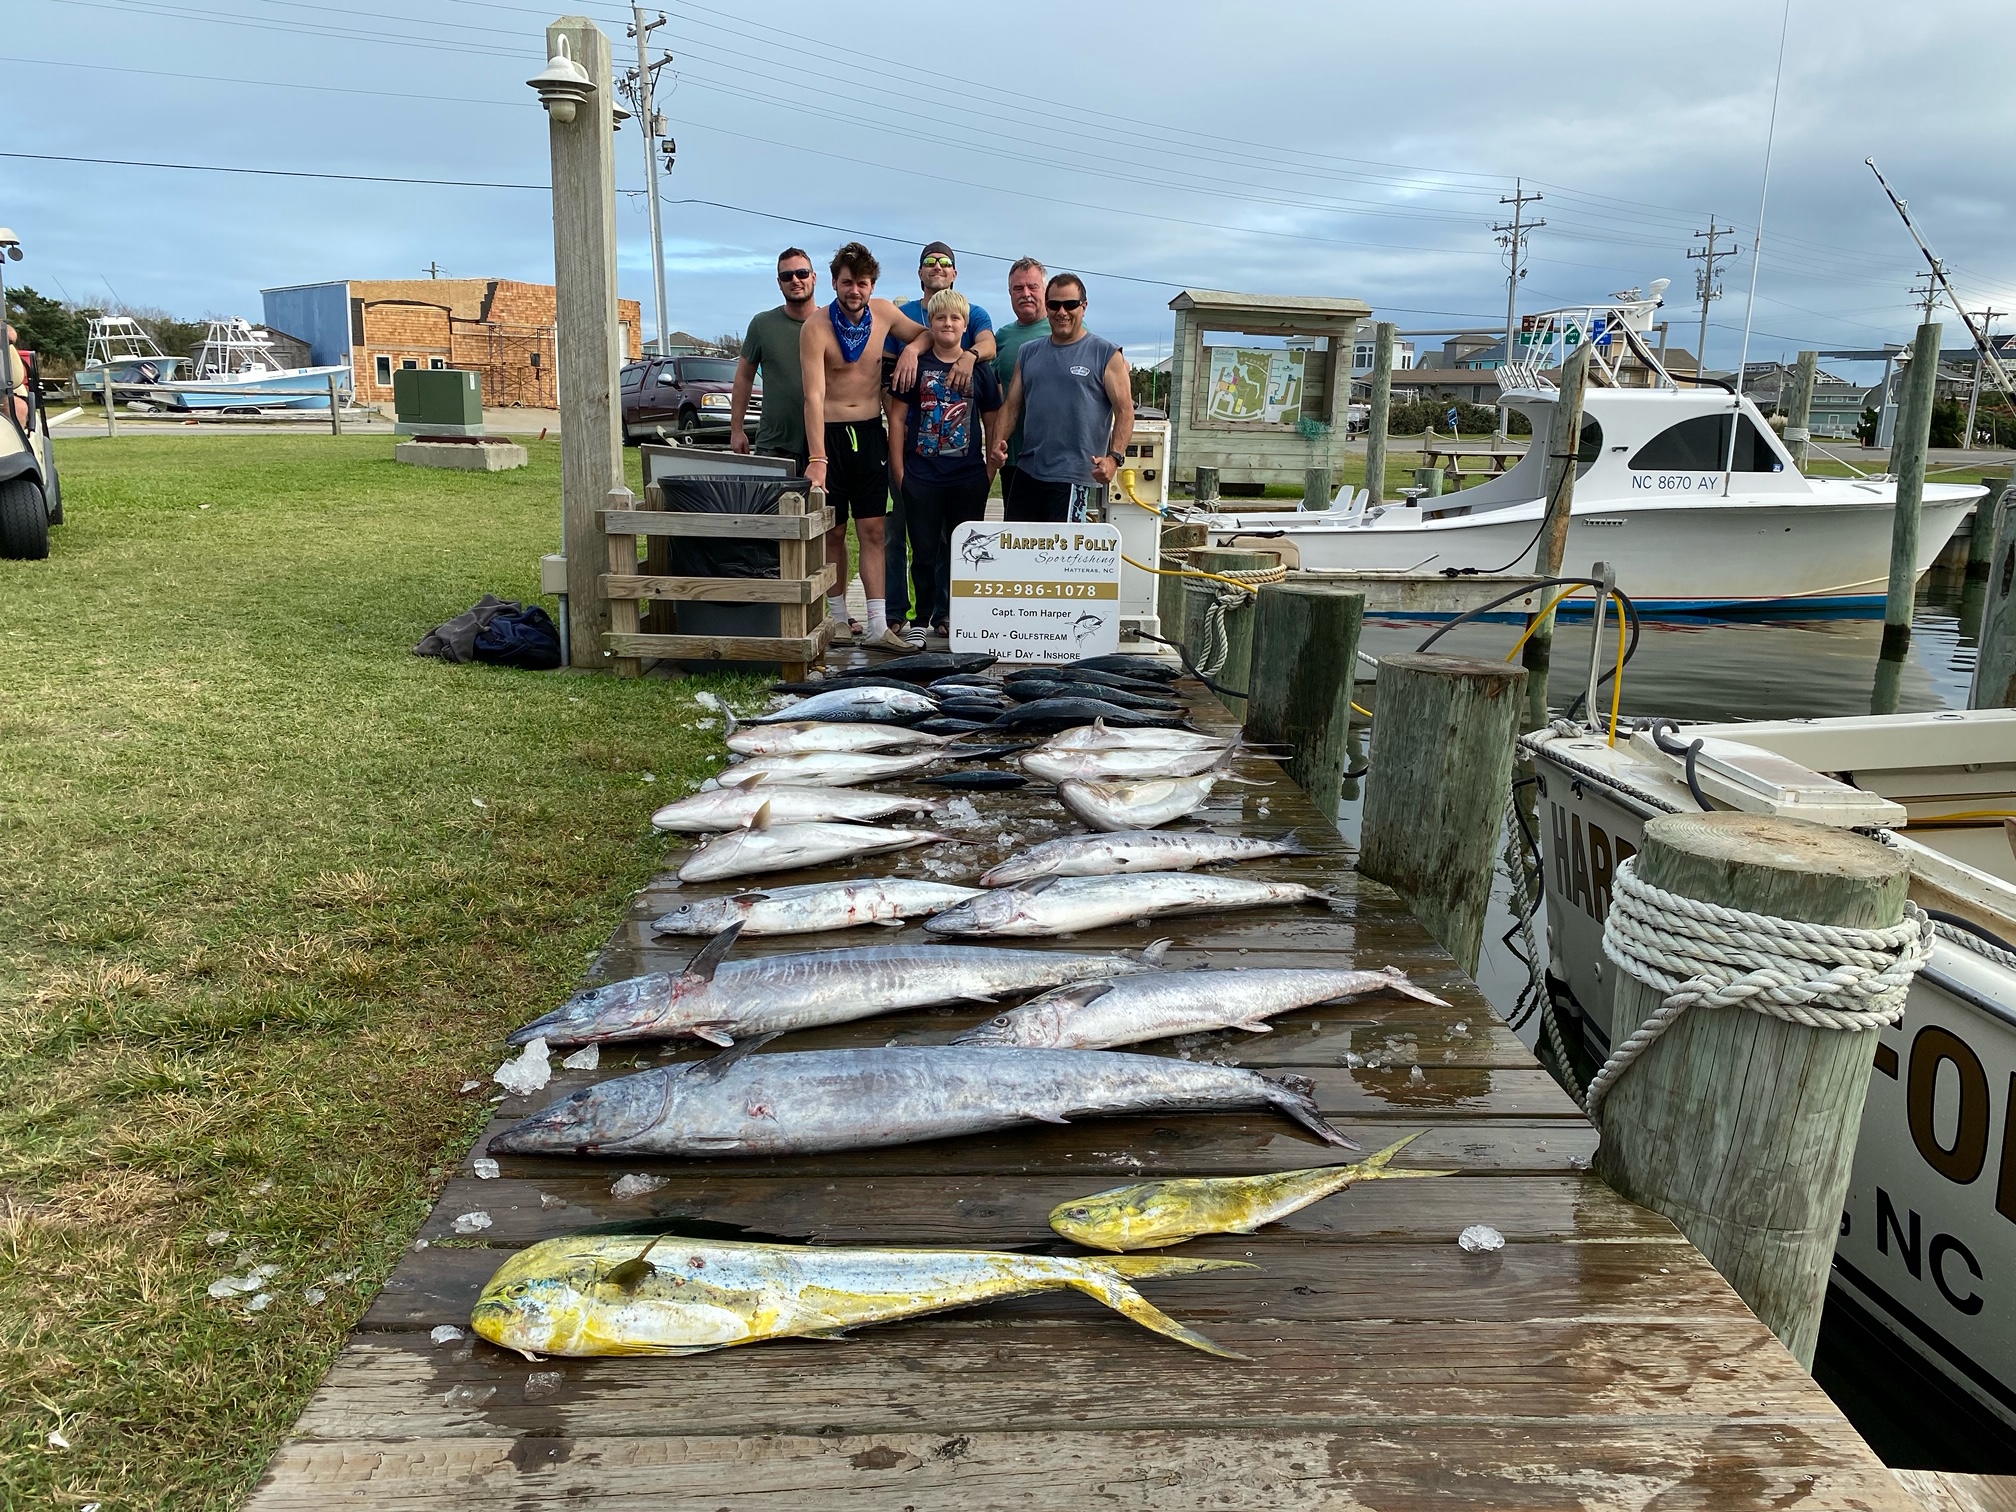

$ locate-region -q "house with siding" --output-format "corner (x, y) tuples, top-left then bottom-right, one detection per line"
(261, 278), (642, 407)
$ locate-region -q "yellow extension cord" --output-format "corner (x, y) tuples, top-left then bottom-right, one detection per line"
(1502, 584), (1631, 746)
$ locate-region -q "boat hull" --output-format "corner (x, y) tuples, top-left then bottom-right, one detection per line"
(1209, 495), (1977, 614)
(77, 357), (186, 392)
(1525, 731), (2016, 1435)
(146, 365), (350, 411)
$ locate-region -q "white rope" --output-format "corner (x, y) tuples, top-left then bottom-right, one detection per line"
(1935, 919), (2016, 973)
(1585, 858), (1933, 1121)
(1181, 565), (1287, 678)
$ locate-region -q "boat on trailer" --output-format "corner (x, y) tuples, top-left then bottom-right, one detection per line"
(1524, 708), (2016, 1441)
(145, 319), (349, 412)
(74, 315), (186, 393)
(1207, 292), (1982, 613)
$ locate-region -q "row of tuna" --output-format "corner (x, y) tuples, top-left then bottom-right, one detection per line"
(471, 654), (1453, 1363)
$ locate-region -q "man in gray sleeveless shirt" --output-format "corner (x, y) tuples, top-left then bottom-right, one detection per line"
(989, 273), (1134, 523)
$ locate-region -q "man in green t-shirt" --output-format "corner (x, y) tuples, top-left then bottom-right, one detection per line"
(730, 247), (817, 470)
(990, 256), (1050, 506)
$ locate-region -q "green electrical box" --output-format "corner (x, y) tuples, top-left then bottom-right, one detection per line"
(392, 368), (484, 436)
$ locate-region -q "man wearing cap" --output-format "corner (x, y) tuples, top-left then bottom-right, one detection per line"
(883, 242), (994, 642)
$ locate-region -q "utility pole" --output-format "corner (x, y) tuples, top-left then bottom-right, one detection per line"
(1964, 309), (2001, 450)
(1910, 266), (1945, 320)
(1687, 217), (1737, 381)
(623, 8), (672, 356)
(422, 261), (444, 279)
(1493, 179), (1542, 438)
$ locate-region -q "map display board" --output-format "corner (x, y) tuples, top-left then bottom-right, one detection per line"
(1205, 346), (1304, 425)
(948, 521), (1121, 663)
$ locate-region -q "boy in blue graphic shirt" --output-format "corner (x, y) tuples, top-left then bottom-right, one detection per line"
(888, 289), (1004, 636)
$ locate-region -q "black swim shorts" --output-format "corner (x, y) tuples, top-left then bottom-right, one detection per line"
(821, 420), (889, 523)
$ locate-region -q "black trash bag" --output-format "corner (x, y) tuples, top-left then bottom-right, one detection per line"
(414, 593), (516, 663)
(658, 475), (789, 580)
(474, 604), (563, 671)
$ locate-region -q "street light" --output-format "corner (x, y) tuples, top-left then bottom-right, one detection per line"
(527, 36), (594, 125)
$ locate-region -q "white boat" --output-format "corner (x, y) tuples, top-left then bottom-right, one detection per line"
(74, 315), (185, 392)
(1208, 292), (1983, 613)
(146, 319), (349, 412)
(1523, 708), (2016, 1437)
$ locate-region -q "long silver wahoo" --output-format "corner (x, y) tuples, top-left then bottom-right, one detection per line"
(1059, 772), (1263, 831)
(677, 816), (949, 882)
(955, 965), (1448, 1049)
(715, 749), (947, 789)
(507, 929), (1169, 1047)
(651, 786), (941, 834)
(925, 871), (1340, 937)
(978, 829), (1309, 886)
(651, 878), (981, 937)
(487, 1044), (1356, 1155)
(747, 685), (938, 724)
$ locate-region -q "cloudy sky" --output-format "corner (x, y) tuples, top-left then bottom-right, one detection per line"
(6, 0), (2012, 378)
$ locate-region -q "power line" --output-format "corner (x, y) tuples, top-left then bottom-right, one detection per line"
(1687, 218), (1738, 370)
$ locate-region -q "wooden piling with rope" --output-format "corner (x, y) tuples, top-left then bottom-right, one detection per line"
(1359, 651), (1527, 975)
(1177, 547), (1282, 721)
(1590, 812), (1921, 1369)
(1243, 583), (1365, 821)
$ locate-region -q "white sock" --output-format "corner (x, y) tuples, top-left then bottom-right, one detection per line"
(828, 592), (847, 624)
(866, 598), (888, 638)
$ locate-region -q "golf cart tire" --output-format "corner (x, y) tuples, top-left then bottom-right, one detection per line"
(0, 476), (50, 559)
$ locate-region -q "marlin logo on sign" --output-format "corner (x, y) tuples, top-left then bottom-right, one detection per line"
(1069, 365), (1092, 377)
(960, 529), (1004, 568)
(1072, 613), (1104, 646)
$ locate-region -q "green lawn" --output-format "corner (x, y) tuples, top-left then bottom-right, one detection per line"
(0, 435), (754, 1507)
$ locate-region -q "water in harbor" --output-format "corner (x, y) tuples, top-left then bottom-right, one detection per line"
(1333, 566), (1995, 1469)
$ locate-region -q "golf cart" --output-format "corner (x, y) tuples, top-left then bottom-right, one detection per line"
(0, 227), (61, 560)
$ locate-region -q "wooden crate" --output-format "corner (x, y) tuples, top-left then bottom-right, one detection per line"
(599, 482), (837, 680)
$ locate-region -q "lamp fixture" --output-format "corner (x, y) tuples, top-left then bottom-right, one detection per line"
(527, 35), (594, 125)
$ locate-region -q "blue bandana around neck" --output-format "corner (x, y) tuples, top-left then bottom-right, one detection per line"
(829, 300), (873, 363)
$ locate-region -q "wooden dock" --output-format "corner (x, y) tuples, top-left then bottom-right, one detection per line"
(244, 677), (1919, 1510)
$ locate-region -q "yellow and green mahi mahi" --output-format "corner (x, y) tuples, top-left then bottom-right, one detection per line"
(1049, 1133), (1455, 1251)
(472, 1231), (1253, 1359)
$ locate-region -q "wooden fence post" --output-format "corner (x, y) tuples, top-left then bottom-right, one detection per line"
(1593, 812), (1911, 1369)
(1180, 547), (1277, 721)
(1359, 651), (1526, 974)
(327, 372), (344, 436)
(104, 376), (118, 438)
(1971, 488), (2016, 708)
(604, 485), (641, 678)
(1364, 321), (1394, 505)
(1243, 583), (1364, 821)
(542, 15), (624, 669)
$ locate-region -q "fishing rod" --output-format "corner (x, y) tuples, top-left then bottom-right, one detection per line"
(1866, 157), (2016, 407)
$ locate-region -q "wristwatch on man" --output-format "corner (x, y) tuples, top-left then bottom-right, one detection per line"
(1105, 450), (1126, 467)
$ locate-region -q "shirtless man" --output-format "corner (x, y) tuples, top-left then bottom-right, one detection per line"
(801, 242), (927, 650)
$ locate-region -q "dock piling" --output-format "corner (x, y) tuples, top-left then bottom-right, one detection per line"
(1179, 547), (1279, 721)
(1971, 486), (2016, 708)
(1303, 465), (1333, 511)
(1782, 350), (1817, 469)
(1243, 583), (1365, 820)
(1967, 470), (2010, 579)
(1874, 321), (1942, 709)
(1193, 465), (1219, 507)
(1360, 651), (1526, 974)
(1364, 322), (1394, 505)
(1593, 812), (1914, 1368)
(1522, 343), (1592, 729)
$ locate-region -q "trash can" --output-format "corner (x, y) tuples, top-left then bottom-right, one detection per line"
(659, 474), (806, 673)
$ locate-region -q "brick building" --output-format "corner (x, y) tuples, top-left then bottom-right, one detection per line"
(260, 278), (642, 407)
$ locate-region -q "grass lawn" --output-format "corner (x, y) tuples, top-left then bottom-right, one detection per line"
(0, 434), (755, 1507)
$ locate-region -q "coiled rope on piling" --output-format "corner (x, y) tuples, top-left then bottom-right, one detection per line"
(1179, 562), (1288, 678)
(1584, 859), (1934, 1122)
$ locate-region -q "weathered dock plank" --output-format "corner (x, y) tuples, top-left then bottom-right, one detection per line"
(245, 667), (1911, 1511)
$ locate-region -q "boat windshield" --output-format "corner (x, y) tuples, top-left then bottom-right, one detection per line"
(1630, 413), (1783, 472)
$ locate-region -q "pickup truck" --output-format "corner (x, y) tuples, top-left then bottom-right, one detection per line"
(620, 354), (758, 443)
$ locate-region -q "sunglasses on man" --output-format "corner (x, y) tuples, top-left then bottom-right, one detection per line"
(920, 255), (955, 269)
(778, 267), (814, 283)
(1046, 298), (1083, 312)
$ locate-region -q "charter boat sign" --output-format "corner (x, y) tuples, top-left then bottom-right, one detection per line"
(949, 521), (1122, 662)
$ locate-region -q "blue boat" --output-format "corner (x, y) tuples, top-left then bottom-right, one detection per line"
(75, 316), (186, 392)
(145, 319), (349, 411)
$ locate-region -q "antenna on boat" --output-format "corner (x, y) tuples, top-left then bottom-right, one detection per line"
(1733, 0), (1791, 395)
(1867, 157), (2016, 406)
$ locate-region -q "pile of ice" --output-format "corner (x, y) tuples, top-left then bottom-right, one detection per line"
(494, 1038), (551, 1095)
